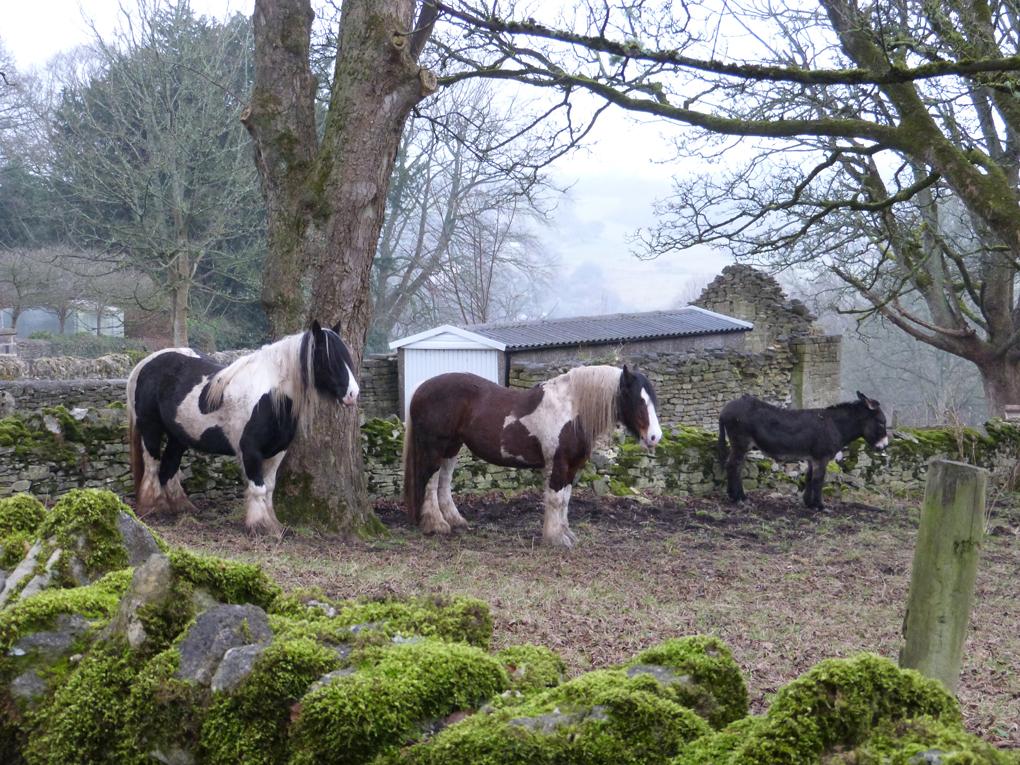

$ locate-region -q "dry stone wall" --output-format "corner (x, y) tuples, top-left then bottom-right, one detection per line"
(6, 401), (1015, 512)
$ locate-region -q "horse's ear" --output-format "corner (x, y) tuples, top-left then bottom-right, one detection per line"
(331, 319), (342, 334)
(622, 364), (634, 384)
(311, 319), (323, 335)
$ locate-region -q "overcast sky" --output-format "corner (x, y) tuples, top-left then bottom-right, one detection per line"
(2, 0), (733, 316)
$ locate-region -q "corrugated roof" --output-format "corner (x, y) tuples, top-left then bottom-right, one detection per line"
(463, 306), (751, 351)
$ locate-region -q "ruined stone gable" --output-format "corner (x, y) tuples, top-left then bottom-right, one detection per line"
(694, 265), (841, 408)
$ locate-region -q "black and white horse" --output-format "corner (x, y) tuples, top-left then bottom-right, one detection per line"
(718, 392), (888, 510)
(403, 366), (662, 547)
(127, 320), (359, 535)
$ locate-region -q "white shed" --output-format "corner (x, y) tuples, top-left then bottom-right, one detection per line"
(389, 325), (506, 419)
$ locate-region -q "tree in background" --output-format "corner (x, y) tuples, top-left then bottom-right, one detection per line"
(0, 249), (49, 329)
(781, 270), (987, 426)
(369, 80), (559, 351)
(433, 0), (1020, 417)
(47, 0), (265, 348)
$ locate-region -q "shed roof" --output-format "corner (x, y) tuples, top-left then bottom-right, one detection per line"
(460, 306), (751, 351)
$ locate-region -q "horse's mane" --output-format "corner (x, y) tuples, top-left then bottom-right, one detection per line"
(204, 331), (319, 427)
(565, 366), (621, 442)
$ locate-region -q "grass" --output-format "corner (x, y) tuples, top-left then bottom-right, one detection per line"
(147, 486), (1020, 750)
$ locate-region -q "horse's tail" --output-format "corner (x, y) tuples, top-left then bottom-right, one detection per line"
(718, 416), (729, 466)
(403, 410), (424, 525)
(127, 388), (143, 502)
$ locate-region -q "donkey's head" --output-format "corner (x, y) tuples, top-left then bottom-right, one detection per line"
(310, 320), (360, 408)
(618, 365), (662, 450)
(856, 391), (888, 451)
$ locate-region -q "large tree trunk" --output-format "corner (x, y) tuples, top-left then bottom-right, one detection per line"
(244, 0), (437, 532)
(978, 356), (1020, 419)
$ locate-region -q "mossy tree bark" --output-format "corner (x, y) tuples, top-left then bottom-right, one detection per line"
(242, 0), (437, 531)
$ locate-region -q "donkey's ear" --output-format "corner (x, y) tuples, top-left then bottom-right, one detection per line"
(857, 391), (879, 409)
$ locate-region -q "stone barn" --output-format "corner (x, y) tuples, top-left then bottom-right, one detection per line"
(389, 306), (753, 420)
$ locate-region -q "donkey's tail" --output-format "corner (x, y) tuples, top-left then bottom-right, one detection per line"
(717, 417), (729, 467)
(402, 412), (425, 525)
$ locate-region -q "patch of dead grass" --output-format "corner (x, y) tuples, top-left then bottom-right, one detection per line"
(147, 487), (1020, 749)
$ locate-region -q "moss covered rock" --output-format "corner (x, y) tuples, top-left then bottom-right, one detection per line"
(404, 667), (712, 765)
(680, 653), (965, 765)
(291, 639), (510, 765)
(626, 635), (749, 730)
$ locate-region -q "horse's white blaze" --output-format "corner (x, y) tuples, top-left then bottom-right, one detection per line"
(875, 435), (889, 450)
(343, 363), (360, 407)
(834, 451), (844, 462)
(641, 389), (662, 449)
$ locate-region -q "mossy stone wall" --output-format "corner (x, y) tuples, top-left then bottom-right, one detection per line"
(4, 404), (1020, 506)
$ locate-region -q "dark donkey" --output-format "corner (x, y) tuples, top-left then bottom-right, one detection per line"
(718, 392), (888, 510)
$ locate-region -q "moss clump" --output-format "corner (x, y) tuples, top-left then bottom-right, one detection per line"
(201, 638), (342, 765)
(0, 494), (47, 537)
(361, 417), (405, 465)
(845, 715), (1017, 765)
(0, 569), (131, 656)
(0, 493), (48, 569)
(727, 653), (961, 764)
(291, 640), (510, 765)
(496, 644), (567, 694)
(39, 406), (84, 443)
(36, 489), (133, 585)
(119, 649), (206, 765)
(168, 548), (282, 610)
(271, 593), (493, 649)
(407, 668), (711, 765)
(23, 643), (139, 765)
(627, 635), (749, 729)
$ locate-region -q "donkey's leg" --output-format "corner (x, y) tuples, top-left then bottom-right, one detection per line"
(159, 437), (197, 513)
(804, 457), (827, 510)
(136, 427), (168, 515)
(725, 435), (752, 502)
(437, 456), (468, 529)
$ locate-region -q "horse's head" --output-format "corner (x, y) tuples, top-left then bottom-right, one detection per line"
(856, 391), (888, 451)
(619, 365), (662, 450)
(311, 320), (360, 408)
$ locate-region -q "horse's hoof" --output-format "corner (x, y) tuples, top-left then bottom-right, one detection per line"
(420, 520), (452, 535)
(542, 531), (574, 548)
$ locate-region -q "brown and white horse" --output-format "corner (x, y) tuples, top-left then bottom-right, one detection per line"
(402, 365), (662, 547)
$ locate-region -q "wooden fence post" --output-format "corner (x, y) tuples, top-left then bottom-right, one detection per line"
(900, 459), (987, 694)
